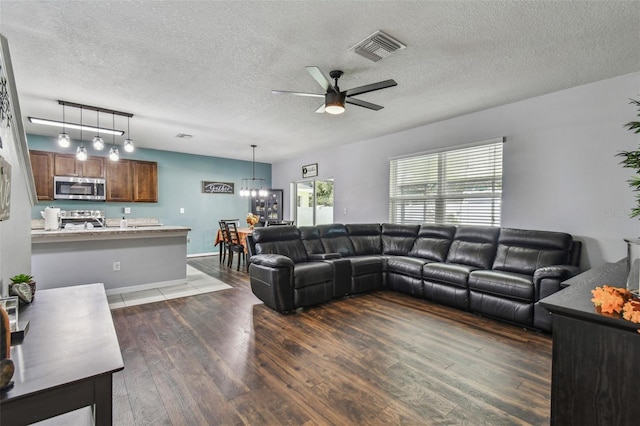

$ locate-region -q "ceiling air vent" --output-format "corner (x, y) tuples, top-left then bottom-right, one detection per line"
(349, 30), (406, 62)
(175, 133), (193, 139)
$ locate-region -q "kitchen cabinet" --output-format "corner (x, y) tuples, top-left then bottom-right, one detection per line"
(54, 153), (105, 178)
(106, 159), (158, 203)
(105, 159), (132, 202)
(29, 150), (54, 201)
(29, 149), (157, 203)
(132, 160), (158, 202)
(250, 189), (283, 224)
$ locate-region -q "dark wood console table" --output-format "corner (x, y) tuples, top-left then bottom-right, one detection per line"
(0, 283), (123, 425)
(540, 259), (639, 426)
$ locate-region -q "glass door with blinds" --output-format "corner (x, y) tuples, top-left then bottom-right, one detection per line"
(295, 179), (334, 226)
(389, 138), (503, 226)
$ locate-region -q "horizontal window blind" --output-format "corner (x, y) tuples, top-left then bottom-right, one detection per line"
(389, 140), (503, 226)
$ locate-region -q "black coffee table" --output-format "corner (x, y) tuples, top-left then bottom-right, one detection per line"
(0, 283), (124, 425)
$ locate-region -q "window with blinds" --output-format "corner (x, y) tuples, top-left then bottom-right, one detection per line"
(389, 138), (503, 226)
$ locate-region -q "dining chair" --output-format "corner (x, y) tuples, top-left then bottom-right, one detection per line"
(218, 219), (239, 264)
(224, 222), (245, 271)
(218, 221), (230, 264)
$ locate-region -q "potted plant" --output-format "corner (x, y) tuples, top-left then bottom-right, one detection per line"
(9, 274), (35, 304)
(617, 99), (640, 217)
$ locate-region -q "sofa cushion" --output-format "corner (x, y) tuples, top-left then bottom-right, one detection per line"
(299, 226), (325, 254)
(318, 224), (356, 257)
(387, 256), (432, 279)
(350, 255), (384, 276)
(293, 262), (334, 289)
(408, 224), (456, 262)
(423, 262), (479, 287)
(381, 223), (420, 255)
(446, 226), (500, 269)
(253, 226), (309, 264)
(492, 228), (573, 275)
(468, 269), (533, 302)
(346, 223), (382, 256)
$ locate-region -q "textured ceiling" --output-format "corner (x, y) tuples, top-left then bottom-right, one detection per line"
(1, 1), (639, 163)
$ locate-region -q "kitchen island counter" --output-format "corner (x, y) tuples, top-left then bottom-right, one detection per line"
(31, 226), (191, 294)
(32, 225), (190, 243)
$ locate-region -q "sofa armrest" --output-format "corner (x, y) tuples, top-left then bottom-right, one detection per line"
(250, 254), (295, 268)
(533, 265), (582, 300)
(309, 253), (342, 261)
(249, 256), (296, 312)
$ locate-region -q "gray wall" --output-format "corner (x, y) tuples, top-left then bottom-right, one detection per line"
(273, 72), (640, 268)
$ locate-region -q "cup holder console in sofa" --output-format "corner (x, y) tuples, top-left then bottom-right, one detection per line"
(248, 223), (581, 332)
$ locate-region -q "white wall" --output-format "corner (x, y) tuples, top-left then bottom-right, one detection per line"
(0, 35), (35, 296)
(273, 73), (640, 269)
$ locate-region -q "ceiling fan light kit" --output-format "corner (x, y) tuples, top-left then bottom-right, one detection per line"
(272, 66), (397, 114)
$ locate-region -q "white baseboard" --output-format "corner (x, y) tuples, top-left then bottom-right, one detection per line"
(105, 278), (185, 296)
(187, 252), (218, 258)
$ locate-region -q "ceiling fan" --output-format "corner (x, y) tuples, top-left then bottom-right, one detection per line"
(272, 66), (397, 115)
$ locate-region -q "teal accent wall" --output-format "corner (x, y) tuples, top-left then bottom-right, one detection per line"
(27, 134), (272, 255)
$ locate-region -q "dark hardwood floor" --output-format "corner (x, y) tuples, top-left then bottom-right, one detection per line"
(110, 256), (552, 425)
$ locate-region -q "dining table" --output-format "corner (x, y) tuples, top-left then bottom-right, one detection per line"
(215, 226), (253, 254)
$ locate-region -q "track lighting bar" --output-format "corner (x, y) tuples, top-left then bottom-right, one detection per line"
(57, 100), (133, 118)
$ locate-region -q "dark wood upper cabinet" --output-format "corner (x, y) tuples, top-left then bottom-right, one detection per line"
(105, 159), (133, 202)
(54, 153), (105, 178)
(30, 150), (157, 203)
(29, 150), (54, 201)
(132, 160), (158, 202)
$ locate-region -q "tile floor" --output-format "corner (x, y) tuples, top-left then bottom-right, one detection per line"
(107, 265), (231, 309)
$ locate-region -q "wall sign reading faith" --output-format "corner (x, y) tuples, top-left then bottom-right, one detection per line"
(202, 181), (234, 194)
(302, 163), (318, 178)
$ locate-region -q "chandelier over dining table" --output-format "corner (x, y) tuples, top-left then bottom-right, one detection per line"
(239, 144), (267, 197)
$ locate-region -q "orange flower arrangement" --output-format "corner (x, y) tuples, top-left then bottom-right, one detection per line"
(246, 213), (259, 227)
(591, 285), (640, 331)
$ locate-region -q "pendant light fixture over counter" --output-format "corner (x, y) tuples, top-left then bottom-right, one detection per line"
(92, 109), (105, 150)
(57, 103), (71, 147)
(239, 144), (268, 197)
(109, 112), (119, 162)
(76, 107), (88, 161)
(29, 100), (134, 161)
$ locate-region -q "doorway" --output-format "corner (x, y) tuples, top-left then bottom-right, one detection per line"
(295, 179), (334, 226)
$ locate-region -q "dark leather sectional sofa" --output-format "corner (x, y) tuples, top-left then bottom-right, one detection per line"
(248, 223), (581, 332)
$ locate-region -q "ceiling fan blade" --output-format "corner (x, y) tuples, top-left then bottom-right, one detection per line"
(346, 97), (384, 111)
(271, 90), (324, 98)
(306, 66), (337, 93)
(315, 103), (326, 114)
(345, 79), (397, 98)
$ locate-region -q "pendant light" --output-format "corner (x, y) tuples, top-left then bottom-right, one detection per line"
(240, 145), (268, 197)
(76, 107), (88, 161)
(92, 110), (105, 150)
(109, 112), (119, 161)
(58, 104), (71, 147)
(123, 116), (134, 152)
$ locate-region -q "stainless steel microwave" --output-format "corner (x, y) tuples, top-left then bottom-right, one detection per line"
(54, 176), (106, 201)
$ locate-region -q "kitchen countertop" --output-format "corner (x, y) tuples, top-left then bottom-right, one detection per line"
(32, 225), (191, 243)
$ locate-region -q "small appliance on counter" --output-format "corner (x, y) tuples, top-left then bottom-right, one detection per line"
(43, 207), (61, 231)
(59, 210), (106, 229)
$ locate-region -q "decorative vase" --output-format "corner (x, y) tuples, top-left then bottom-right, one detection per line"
(249, 225), (254, 230)
(624, 238), (640, 296)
